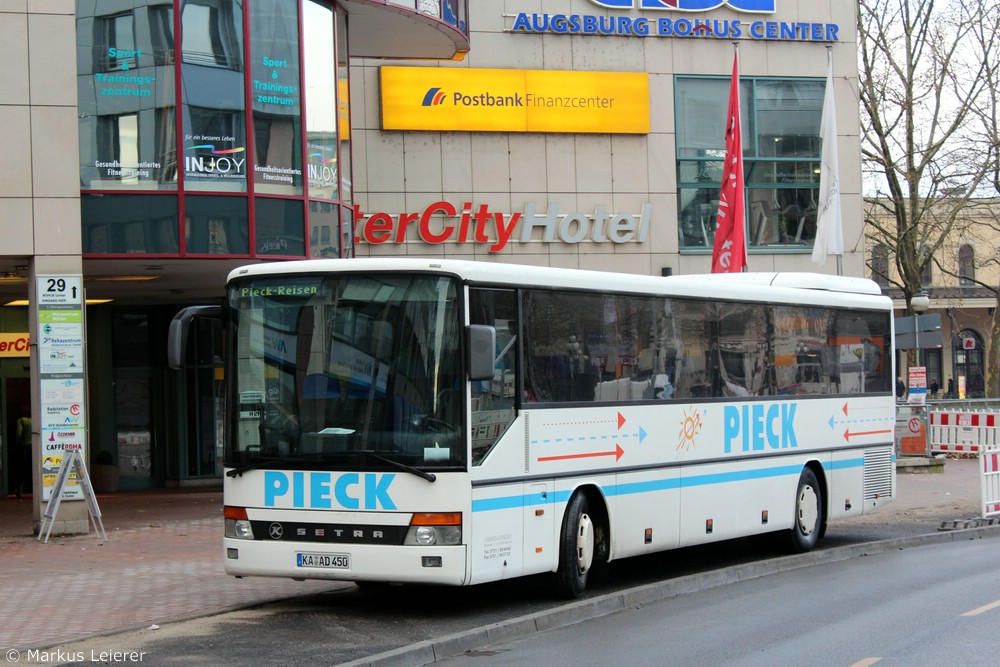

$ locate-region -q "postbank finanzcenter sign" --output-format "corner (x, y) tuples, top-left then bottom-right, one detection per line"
(380, 67), (649, 134)
(510, 0), (842, 43)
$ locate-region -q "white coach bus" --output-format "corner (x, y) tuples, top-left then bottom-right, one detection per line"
(169, 259), (895, 598)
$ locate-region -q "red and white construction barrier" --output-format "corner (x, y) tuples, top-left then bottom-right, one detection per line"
(928, 410), (1000, 454)
(982, 447), (1000, 519)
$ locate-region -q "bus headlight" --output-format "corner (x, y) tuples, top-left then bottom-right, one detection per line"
(413, 526), (437, 545)
(404, 525), (462, 545)
(403, 512), (462, 546)
(224, 506), (254, 540)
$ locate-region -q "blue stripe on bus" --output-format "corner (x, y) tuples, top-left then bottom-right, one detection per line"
(470, 458), (866, 513)
(826, 457), (865, 471)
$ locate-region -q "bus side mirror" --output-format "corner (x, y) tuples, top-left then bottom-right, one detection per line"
(167, 305), (222, 370)
(467, 324), (496, 382)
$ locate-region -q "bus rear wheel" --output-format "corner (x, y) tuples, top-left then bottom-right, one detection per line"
(555, 492), (598, 599)
(788, 467), (822, 553)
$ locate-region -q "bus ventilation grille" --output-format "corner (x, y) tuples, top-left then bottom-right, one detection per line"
(863, 448), (893, 500)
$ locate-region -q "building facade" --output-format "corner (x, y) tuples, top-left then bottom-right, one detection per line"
(869, 200), (1000, 399)
(0, 1), (84, 526)
(0, 0), (469, 532)
(1, 1), (865, 514)
(351, 1), (863, 277)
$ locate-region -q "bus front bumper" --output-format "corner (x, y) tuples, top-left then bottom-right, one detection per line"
(223, 538), (468, 585)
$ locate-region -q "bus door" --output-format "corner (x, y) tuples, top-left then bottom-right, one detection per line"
(469, 288), (518, 465)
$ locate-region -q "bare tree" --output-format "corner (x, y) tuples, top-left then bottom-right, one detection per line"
(859, 0), (1000, 394)
(969, 5), (1000, 397)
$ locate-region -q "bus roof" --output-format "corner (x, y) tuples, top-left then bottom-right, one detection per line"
(228, 259), (890, 310)
(686, 271), (884, 295)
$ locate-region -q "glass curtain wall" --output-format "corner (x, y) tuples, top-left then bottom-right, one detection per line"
(77, 1), (178, 190)
(78, 0), (350, 260)
(675, 76), (824, 253)
(76, 0), (352, 484)
(302, 0), (349, 259)
(250, 0), (303, 196)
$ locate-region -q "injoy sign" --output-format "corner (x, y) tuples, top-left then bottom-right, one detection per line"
(354, 201), (651, 252)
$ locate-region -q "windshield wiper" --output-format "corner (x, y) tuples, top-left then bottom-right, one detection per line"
(363, 452), (437, 483)
(227, 452), (437, 483)
(226, 453), (322, 478)
(226, 459), (284, 478)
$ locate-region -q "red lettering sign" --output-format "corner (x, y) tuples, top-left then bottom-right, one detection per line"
(0, 334), (30, 357)
(352, 201), (650, 253)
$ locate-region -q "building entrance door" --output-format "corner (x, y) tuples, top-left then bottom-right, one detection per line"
(4, 377), (31, 497)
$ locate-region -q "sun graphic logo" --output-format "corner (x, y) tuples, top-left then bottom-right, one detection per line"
(677, 406), (703, 452)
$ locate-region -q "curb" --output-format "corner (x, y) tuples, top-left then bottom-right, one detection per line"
(338, 524), (1000, 667)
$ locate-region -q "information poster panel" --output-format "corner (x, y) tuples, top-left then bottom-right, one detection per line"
(36, 276), (87, 501)
(908, 366), (927, 406)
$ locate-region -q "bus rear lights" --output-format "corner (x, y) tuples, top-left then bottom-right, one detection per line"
(405, 512), (462, 546)
(705, 519), (714, 534)
(761, 510), (769, 525)
(421, 556), (443, 568)
(644, 528), (653, 544)
(224, 506), (254, 540)
(845, 498), (853, 510)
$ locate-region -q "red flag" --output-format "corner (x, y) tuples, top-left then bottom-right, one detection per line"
(711, 51), (747, 274)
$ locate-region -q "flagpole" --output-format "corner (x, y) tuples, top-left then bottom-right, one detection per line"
(734, 41), (746, 273)
(735, 42), (745, 273)
(830, 46), (843, 278)
(811, 44), (844, 275)
(711, 43), (747, 274)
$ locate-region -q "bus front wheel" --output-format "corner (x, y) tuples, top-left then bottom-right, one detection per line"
(555, 492), (597, 599)
(788, 467), (822, 553)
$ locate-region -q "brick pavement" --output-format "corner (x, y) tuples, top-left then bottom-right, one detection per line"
(0, 490), (349, 652)
(0, 458), (986, 653)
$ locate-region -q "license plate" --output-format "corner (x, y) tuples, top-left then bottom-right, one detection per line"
(297, 553), (350, 569)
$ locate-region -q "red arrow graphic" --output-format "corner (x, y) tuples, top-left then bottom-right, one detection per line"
(539, 444), (624, 463)
(618, 412), (626, 430)
(843, 428), (893, 441)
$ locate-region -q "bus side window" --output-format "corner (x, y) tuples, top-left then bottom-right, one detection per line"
(469, 289), (517, 465)
(668, 300), (705, 400)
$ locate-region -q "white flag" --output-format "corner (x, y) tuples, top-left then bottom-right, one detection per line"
(811, 54), (844, 265)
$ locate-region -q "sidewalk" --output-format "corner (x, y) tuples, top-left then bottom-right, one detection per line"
(0, 489), (349, 652)
(0, 458), (989, 652)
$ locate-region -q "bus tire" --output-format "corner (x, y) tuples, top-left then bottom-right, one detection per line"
(555, 492), (596, 599)
(788, 467), (822, 553)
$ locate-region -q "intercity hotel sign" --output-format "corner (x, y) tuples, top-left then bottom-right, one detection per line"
(354, 201), (652, 253)
(508, 0), (841, 42)
(380, 67), (649, 134)
(0, 333), (29, 357)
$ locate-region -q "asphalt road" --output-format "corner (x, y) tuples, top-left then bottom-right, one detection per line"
(434, 536), (1000, 667)
(21, 522), (999, 667)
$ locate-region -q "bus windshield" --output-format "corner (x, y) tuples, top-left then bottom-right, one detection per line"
(226, 272), (465, 473)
